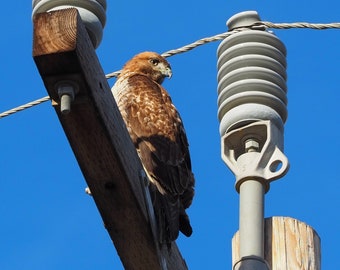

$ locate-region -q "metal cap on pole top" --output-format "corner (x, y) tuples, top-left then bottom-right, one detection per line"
(217, 11), (289, 269)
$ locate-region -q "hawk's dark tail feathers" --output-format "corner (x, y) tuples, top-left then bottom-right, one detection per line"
(149, 185), (192, 244)
(179, 210), (192, 237)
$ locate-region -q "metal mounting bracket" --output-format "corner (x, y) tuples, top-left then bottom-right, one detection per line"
(221, 120), (289, 192)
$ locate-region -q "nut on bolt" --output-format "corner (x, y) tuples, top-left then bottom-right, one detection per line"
(245, 139), (260, 153)
(56, 81), (78, 115)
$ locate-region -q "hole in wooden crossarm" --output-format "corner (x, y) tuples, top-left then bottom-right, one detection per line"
(104, 181), (115, 190)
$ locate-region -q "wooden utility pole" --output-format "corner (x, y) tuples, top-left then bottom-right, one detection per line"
(33, 8), (187, 270)
(232, 217), (321, 269)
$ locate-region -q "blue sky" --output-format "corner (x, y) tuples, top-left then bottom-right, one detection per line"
(1, 1), (339, 269)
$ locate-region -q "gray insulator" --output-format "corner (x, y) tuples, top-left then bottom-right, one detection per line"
(32, 0), (107, 49)
(217, 11), (288, 135)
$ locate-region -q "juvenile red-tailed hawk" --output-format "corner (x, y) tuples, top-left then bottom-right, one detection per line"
(111, 52), (195, 243)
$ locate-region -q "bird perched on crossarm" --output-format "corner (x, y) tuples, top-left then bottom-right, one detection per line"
(111, 51), (195, 243)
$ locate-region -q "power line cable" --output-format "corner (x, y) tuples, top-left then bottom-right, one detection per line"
(2, 21), (340, 119)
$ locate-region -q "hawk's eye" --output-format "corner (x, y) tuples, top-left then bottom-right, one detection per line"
(150, 58), (160, 66)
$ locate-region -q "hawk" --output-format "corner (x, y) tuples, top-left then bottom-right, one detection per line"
(111, 52), (195, 243)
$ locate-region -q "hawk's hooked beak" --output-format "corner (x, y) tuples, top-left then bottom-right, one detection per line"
(163, 66), (172, 79)
(159, 63), (172, 79)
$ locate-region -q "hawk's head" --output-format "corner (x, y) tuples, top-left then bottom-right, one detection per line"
(121, 51), (172, 84)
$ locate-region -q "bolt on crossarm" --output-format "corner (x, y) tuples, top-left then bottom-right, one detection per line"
(217, 11), (289, 269)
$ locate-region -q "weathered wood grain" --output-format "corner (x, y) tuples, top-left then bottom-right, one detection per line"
(232, 216), (321, 269)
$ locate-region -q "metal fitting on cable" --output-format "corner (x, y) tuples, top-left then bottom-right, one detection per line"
(32, 0), (107, 48)
(217, 11), (289, 270)
(217, 11), (289, 190)
(217, 11), (290, 269)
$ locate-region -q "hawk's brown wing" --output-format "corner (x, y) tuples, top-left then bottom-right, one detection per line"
(113, 73), (194, 241)
(117, 74), (194, 198)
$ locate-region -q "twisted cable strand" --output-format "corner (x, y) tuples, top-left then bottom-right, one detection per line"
(106, 30), (242, 79)
(0, 96), (50, 119)
(261, 21), (340, 30)
(105, 70), (122, 79)
(2, 21), (340, 118)
(161, 30), (240, 58)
